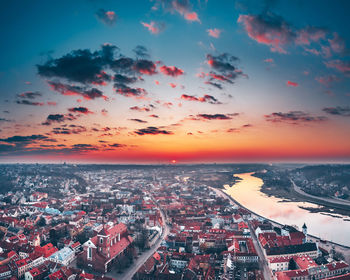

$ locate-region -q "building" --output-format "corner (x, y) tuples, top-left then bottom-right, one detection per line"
(78, 223), (133, 273)
(48, 247), (75, 266)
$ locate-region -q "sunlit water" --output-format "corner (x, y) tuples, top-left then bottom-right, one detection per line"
(223, 172), (350, 246)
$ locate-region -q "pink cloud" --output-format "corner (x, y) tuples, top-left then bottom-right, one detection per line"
(325, 59), (350, 76)
(184, 12), (200, 23)
(264, 58), (274, 63)
(315, 75), (340, 87)
(159, 65), (184, 77)
(328, 32), (345, 54)
(207, 28), (222, 38)
(286, 81), (299, 87)
(141, 21), (165, 34)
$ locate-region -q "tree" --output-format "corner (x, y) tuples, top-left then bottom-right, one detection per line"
(37, 217), (46, 227)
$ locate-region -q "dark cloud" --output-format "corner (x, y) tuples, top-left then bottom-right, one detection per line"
(0, 118), (11, 122)
(134, 126), (173, 135)
(42, 114), (65, 125)
(115, 85), (148, 98)
(68, 107), (93, 114)
(96, 9), (117, 26)
(37, 45), (118, 84)
(159, 65), (184, 77)
(0, 134), (49, 143)
(111, 57), (135, 74)
(16, 100), (44, 106)
(18, 91), (42, 99)
(133, 59), (157, 75)
(189, 113), (238, 120)
(129, 118), (148, 123)
(205, 53), (247, 89)
(113, 74), (138, 85)
(149, 114), (159, 118)
(51, 126), (87, 135)
(204, 81), (223, 90)
(180, 94), (221, 104)
(109, 143), (125, 148)
(322, 106), (350, 117)
(265, 111), (328, 123)
(71, 144), (99, 152)
(133, 45), (150, 58)
(130, 105), (154, 112)
(42, 113), (77, 126)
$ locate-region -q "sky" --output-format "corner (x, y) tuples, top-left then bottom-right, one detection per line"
(0, 0), (350, 163)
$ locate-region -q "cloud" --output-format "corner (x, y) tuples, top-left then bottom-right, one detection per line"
(96, 9), (117, 26)
(0, 118), (11, 122)
(328, 32), (345, 54)
(149, 114), (159, 118)
(51, 125), (87, 135)
(189, 113), (238, 121)
(159, 65), (184, 77)
(315, 75), (340, 87)
(322, 106), (350, 117)
(113, 74), (138, 84)
(41, 113), (77, 125)
(42, 114), (65, 125)
(48, 81), (107, 100)
(133, 45), (150, 58)
(109, 143), (125, 148)
(0, 134), (49, 143)
(286, 80), (298, 87)
(205, 53), (247, 88)
(324, 60), (350, 76)
(207, 28), (222, 38)
(180, 94), (221, 104)
(141, 21), (165, 34)
(129, 118), (148, 123)
(115, 86), (148, 98)
(130, 105), (154, 112)
(68, 107), (93, 114)
(238, 12), (326, 54)
(184, 12), (200, 22)
(264, 58), (274, 63)
(134, 126), (173, 135)
(153, 0), (200, 23)
(265, 111), (327, 124)
(18, 91), (42, 99)
(37, 45), (119, 84)
(16, 100), (44, 106)
(133, 59), (157, 75)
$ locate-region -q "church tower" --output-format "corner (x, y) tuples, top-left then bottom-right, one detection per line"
(97, 226), (110, 257)
(302, 223), (307, 243)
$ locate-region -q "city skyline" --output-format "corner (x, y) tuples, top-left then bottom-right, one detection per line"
(1, 0), (350, 163)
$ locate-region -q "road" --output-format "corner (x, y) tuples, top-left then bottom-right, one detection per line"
(111, 200), (170, 280)
(210, 186), (272, 280)
(291, 179), (350, 208)
(248, 223), (273, 280)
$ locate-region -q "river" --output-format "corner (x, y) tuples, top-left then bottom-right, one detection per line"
(223, 172), (350, 247)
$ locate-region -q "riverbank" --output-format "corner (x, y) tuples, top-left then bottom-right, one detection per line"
(213, 172), (350, 264)
(253, 173), (350, 219)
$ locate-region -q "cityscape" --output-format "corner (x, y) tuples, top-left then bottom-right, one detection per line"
(1, 1), (350, 280)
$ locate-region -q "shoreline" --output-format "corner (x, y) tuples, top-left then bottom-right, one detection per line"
(210, 177), (350, 263)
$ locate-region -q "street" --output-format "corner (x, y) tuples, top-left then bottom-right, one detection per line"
(109, 199), (170, 280)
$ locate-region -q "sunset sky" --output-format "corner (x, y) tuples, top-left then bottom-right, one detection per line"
(1, 0), (350, 163)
